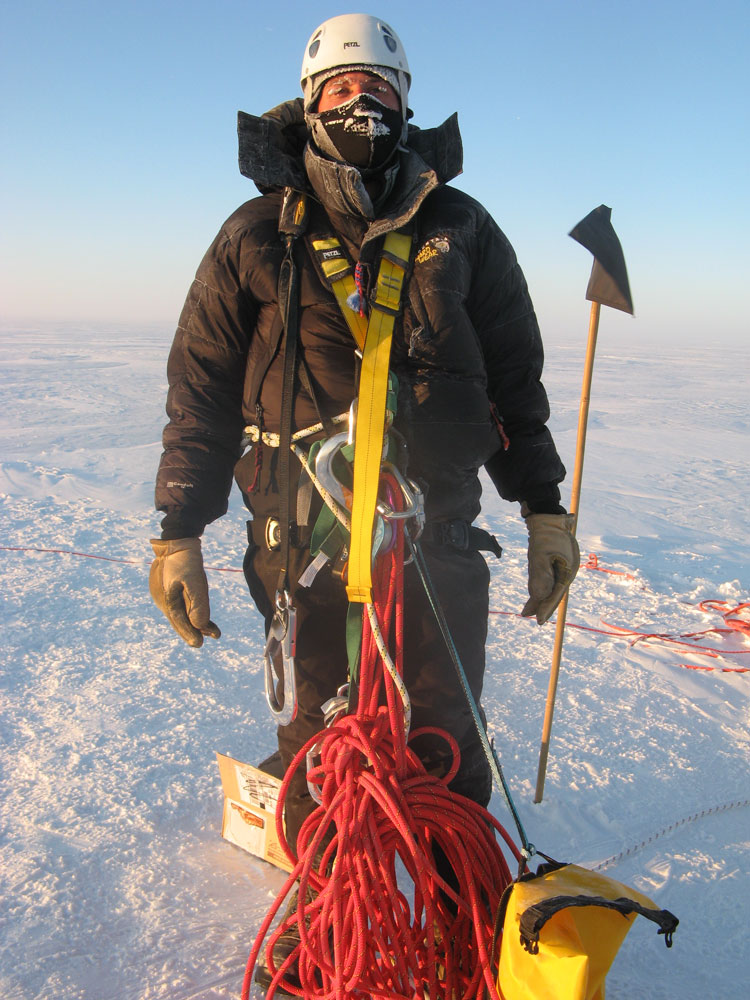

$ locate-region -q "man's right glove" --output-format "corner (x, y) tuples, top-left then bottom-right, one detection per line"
(149, 537), (221, 647)
(522, 513), (580, 626)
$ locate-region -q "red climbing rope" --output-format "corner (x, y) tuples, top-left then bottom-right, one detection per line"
(243, 474), (520, 1000)
(697, 600), (750, 638)
(598, 600), (750, 657)
(489, 581), (749, 669)
(0, 543), (244, 573)
(6, 543), (746, 666)
(678, 663), (749, 673)
(583, 552), (638, 581)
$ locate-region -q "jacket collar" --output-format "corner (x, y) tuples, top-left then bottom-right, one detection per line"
(237, 98), (463, 200)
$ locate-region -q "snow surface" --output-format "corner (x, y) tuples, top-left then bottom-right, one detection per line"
(1, 323), (748, 1000)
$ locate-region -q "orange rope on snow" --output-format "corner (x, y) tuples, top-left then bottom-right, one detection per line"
(678, 663), (749, 673)
(489, 592), (750, 671)
(0, 543), (244, 573)
(5, 542), (746, 665)
(598, 600), (750, 656)
(582, 552), (639, 581)
(697, 600), (750, 638)
(1, 543), (145, 566)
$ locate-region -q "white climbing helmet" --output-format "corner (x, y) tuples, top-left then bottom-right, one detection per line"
(300, 13), (411, 114)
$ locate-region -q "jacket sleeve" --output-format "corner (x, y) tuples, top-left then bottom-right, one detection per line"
(468, 210), (566, 510)
(155, 221), (258, 538)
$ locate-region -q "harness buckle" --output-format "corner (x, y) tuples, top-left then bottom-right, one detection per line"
(445, 519), (470, 550)
(263, 590), (297, 726)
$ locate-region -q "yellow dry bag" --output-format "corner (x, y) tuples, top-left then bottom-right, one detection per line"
(496, 861), (678, 1000)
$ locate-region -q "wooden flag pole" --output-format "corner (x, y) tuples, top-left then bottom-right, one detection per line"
(534, 299), (601, 803)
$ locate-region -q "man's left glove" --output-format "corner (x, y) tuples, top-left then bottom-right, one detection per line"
(522, 513), (580, 625)
(149, 537), (221, 647)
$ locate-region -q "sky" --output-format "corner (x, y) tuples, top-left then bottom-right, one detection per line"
(2, 0), (749, 346)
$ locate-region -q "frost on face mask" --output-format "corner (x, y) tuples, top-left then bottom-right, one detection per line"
(336, 99), (392, 138)
(314, 93), (403, 169)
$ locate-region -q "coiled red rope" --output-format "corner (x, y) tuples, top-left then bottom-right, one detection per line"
(243, 476), (520, 1000)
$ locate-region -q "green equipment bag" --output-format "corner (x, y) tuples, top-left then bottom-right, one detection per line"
(496, 861), (678, 999)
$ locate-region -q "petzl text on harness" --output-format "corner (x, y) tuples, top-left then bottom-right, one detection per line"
(496, 861), (678, 1000)
(311, 229), (413, 603)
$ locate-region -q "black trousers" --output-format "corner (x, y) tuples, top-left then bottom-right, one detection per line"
(243, 520), (493, 853)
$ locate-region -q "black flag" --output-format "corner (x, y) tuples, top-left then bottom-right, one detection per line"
(569, 205), (633, 315)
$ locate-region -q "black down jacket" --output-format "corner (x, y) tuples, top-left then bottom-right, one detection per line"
(155, 101), (565, 538)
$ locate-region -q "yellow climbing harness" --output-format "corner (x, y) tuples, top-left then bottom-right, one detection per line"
(311, 230), (412, 603)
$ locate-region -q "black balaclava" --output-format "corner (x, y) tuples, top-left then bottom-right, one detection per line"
(315, 92), (403, 171)
(304, 64), (408, 176)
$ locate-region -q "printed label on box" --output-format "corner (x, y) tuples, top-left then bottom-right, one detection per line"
(216, 752), (294, 873)
(224, 798), (266, 857)
(234, 763), (282, 812)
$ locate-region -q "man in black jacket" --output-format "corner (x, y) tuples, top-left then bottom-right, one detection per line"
(150, 10), (577, 878)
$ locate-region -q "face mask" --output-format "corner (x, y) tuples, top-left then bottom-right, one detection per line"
(315, 93), (403, 170)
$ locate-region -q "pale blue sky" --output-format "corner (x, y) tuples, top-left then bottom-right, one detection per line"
(2, 0), (748, 345)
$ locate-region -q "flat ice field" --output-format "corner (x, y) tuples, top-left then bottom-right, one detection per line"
(1, 323), (748, 1000)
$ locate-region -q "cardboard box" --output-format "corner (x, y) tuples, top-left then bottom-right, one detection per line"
(216, 751), (294, 872)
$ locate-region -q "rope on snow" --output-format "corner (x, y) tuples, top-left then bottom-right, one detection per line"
(489, 590), (750, 667)
(591, 798), (750, 872)
(583, 552), (639, 581)
(0, 543), (244, 573)
(5, 544), (747, 666)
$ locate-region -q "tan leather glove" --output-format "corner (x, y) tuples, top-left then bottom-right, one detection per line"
(522, 513), (580, 625)
(149, 537), (221, 647)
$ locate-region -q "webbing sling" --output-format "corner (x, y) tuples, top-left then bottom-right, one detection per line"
(261, 189), (310, 726)
(275, 192), (308, 599)
(311, 231), (412, 603)
(309, 237), (368, 350)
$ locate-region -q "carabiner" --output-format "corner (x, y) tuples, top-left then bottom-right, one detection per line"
(321, 683), (350, 727)
(377, 463), (425, 535)
(314, 431), (352, 513)
(263, 590), (298, 726)
(306, 740), (324, 805)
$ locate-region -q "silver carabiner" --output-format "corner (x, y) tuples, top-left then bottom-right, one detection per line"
(377, 463), (425, 534)
(314, 431), (352, 512)
(306, 740), (324, 805)
(263, 590), (297, 726)
(306, 683), (350, 805)
(321, 683), (350, 727)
